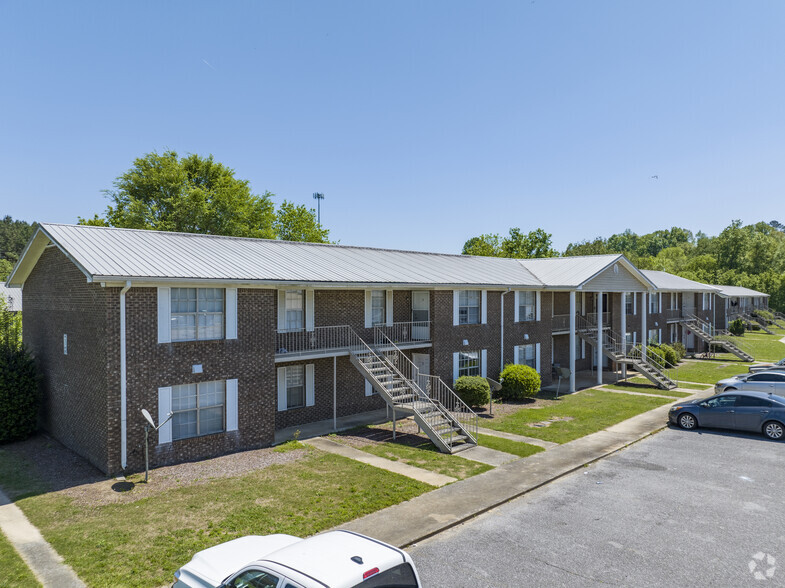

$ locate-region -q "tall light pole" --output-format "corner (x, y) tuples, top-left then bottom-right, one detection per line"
(313, 192), (325, 224)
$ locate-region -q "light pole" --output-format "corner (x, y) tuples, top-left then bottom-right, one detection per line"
(312, 192), (325, 224)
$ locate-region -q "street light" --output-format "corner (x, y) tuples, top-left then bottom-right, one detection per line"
(312, 192), (325, 224)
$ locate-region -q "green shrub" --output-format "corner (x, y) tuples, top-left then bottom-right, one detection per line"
(671, 341), (687, 360)
(0, 345), (39, 443)
(658, 344), (679, 367)
(729, 318), (745, 336)
(499, 364), (540, 400)
(754, 309), (774, 322)
(454, 376), (490, 408)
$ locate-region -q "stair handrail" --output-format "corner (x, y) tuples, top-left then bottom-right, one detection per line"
(683, 312), (755, 357)
(575, 313), (626, 359)
(627, 344), (677, 386)
(373, 328), (478, 442)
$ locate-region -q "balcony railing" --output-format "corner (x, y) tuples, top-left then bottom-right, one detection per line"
(664, 308), (681, 321)
(551, 314), (571, 331)
(276, 321), (431, 358)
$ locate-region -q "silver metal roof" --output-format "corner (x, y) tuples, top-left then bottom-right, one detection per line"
(24, 223), (544, 288)
(0, 284), (22, 311)
(711, 284), (770, 298)
(640, 270), (718, 292)
(519, 254), (652, 289)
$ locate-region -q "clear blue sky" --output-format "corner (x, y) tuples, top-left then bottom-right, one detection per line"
(2, 1), (784, 253)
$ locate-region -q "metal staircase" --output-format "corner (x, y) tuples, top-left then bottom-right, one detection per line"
(575, 315), (677, 390)
(348, 328), (478, 454)
(744, 312), (776, 335)
(681, 313), (755, 361)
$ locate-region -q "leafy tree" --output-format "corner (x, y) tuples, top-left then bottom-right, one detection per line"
(274, 201), (330, 243)
(0, 216), (34, 264)
(462, 234), (502, 257)
(462, 228), (557, 259)
(0, 296), (38, 442)
(0, 259), (13, 281)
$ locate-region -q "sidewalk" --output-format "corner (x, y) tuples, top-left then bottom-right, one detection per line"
(337, 397), (693, 547)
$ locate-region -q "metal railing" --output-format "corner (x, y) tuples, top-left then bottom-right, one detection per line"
(585, 312), (611, 327)
(683, 313), (754, 358)
(373, 321), (431, 346)
(663, 308), (682, 321)
(551, 314), (571, 331)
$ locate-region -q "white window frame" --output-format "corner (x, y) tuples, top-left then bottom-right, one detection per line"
(170, 380), (226, 441)
(515, 343), (540, 373)
(517, 291), (537, 322)
(458, 290), (481, 325)
(284, 289), (305, 331)
(649, 294), (660, 315)
(370, 290), (386, 326)
(277, 364), (315, 411)
(456, 351), (481, 378)
(625, 293), (634, 316)
(169, 287), (225, 342)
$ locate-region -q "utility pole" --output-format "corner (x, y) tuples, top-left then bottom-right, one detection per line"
(313, 192), (325, 224)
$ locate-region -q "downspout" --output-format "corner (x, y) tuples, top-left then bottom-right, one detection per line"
(120, 280), (131, 470)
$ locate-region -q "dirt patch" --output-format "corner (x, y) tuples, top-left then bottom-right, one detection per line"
(335, 421), (432, 449)
(1, 435), (310, 507)
(528, 416), (574, 428)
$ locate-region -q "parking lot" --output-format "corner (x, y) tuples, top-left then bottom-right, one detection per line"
(410, 426), (785, 587)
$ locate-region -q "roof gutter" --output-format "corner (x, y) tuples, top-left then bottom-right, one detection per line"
(120, 280), (131, 470)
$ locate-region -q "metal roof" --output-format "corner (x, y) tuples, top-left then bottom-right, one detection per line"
(16, 223), (544, 288)
(519, 254), (653, 289)
(711, 284), (770, 298)
(0, 284), (22, 311)
(640, 270), (719, 292)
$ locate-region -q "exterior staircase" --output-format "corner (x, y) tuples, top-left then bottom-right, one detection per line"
(348, 329), (478, 454)
(575, 315), (677, 390)
(745, 312), (776, 335)
(681, 313), (755, 362)
(772, 310), (785, 328)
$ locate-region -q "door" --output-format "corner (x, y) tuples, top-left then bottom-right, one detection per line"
(412, 291), (430, 340)
(699, 395), (737, 429)
(733, 395), (773, 432)
(412, 353), (430, 394)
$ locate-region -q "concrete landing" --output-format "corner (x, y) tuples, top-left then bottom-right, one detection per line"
(275, 409), (388, 445)
(476, 427), (558, 450)
(458, 445), (519, 466)
(303, 437), (457, 487)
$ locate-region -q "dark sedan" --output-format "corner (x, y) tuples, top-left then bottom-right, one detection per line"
(749, 358), (785, 374)
(669, 391), (785, 440)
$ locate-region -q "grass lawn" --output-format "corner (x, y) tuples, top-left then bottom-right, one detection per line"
(476, 433), (544, 458)
(674, 360), (752, 385)
(601, 383), (694, 398)
(480, 389), (672, 444)
(356, 439), (492, 479)
(625, 376), (710, 391)
(739, 332), (785, 362)
(0, 532), (40, 588)
(0, 448), (430, 588)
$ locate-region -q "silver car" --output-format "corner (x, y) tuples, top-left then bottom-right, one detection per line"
(749, 358), (785, 374)
(715, 371), (785, 394)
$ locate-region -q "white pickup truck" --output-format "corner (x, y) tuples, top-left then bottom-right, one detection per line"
(173, 530), (422, 588)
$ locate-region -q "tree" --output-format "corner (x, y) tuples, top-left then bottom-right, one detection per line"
(0, 216), (34, 264)
(462, 234), (502, 257)
(0, 259), (13, 281)
(81, 151), (277, 239)
(274, 201), (330, 243)
(461, 228), (557, 259)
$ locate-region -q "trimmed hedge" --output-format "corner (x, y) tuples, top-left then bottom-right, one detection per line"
(499, 364), (541, 400)
(0, 345), (39, 443)
(729, 318), (745, 336)
(658, 344), (679, 367)
(671, 341), (686, 361)
(454, 376), (490, 408)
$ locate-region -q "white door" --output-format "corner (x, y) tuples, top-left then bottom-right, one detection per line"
(412, 353), (430, 394)
(412, 291), (430, 340)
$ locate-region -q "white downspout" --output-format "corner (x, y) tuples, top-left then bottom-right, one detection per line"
(120, 280), (131, 470)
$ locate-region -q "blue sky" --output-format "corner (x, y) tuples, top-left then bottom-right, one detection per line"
(1, 1), (784, 253)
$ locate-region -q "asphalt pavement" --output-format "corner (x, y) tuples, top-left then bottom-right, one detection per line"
(410, 426), (785, 587)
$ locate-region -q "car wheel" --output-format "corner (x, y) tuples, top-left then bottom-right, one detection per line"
(678, 413), (697, 430)
(763, 421), (784, 440)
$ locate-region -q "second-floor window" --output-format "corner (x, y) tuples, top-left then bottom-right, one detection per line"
(285, 290), (304, 330)
(649, 294), (660, 314)
(625, 293), (634, 315)
(371, 290), (386, 326)
(519, 292), (536, 321)
(459, 290), (480, 325)
(171, 288), (224, 341)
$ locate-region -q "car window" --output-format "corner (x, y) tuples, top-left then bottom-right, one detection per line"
(352, 563), (419, 588)
(747, 374), (770, 381)
(704, 396), (737, 408)
(735, 396), (773, 408)
(227, 569), (280, 588)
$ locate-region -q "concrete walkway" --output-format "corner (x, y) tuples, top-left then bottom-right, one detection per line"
(275, 409), (388, 445)
(595, 387), (683, 400)
(476, 427), (558, 449)
(457, 445), (518, 466)
(303, 437), (457, 487)
(0, 489), (85, 587)
(337, 394), (697, 548)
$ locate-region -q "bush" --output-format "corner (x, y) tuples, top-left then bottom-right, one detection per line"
(658, 344), (679, 367)
(0, 345), (39, 443)
(499, 364), (540, 400)
(729, 318), (745, 336)
(454, 376), (490, 408)
(671, 341), (686, 360)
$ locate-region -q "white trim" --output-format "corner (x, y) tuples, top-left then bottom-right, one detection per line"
(581, 292), (586, 315)
(305, 364), (315, 407)
(277, 290), (286, 331)
(277, 367), (287, 411)
(226, 379), (239, 431)
(226, 288), (238, 339)
(536, 291), (541, 321)
(158, 386), (172, 444)
(535, 342), (541, 374)
(305, 289), (315, 332)
(481, 290), (487, 324)
(514, 291), (520, 322)
(365, 380), (373, 397)
(481, 349), (487, 378)
(157, 287), (171, 343)
(364, 290), (373, 328)
(453, 291), (460, 326)
(385, 289), (393, 326)
(514, 345), (520, 365)
(633, 292), (637, 315)
(452, 352), (459, 382)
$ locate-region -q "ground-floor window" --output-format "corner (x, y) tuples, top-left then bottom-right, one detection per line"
(516, 344), (536, 369)
(669, 324), (679, 343)
(171, 380), (226, 441)
(457, 351), (480, 377)
(648, 329), (661, 344)
(277, 364), (315, 411)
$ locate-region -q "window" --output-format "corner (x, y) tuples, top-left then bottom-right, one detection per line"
(227, 569), (280, 588)
(171, 380), (225, 440)
(648, 329), (661, 344)
(670, 293), (679, 310)
(669, 324), (678, 343)
(371, 290), (386, 326)
(517, 344), (536, 368)
(459, 291), (480, 325)
(748, 373), (785, 382)
(353, 563), (418, 588)
(625, 293), (634, 315)
(735, 396), (772, 408)
(285, 365), (305, 409)
(171, 288), (224, 341)
(284, 290), (304, 330)
(458, 351), (480, 377)
(518, 291), (536, 321)
(703, 395), (737, 408)
(649, 294), (660, 314)
(703, 293), (711, 310)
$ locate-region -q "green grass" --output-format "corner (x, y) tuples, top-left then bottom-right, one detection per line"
(0, 449), (430, 588)
(739, 332), (785, 362)
(476, 433), (545, 458)
(481, 389), (671, 444)
(673, 360), (752, 384)
(357, 439), (492, 479)
(625, 376), (709, 391)
(0, 532), (40, 587)
(601, 383), (694, 398)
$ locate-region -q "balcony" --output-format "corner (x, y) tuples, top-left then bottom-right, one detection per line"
(664, 308), (682, 321)
(275, 321), (431, 361)
(551, 313), (611, 333)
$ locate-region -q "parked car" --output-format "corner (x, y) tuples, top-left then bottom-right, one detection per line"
(749, 358), (785, 373)
(173, 530), (421, 588)
(669, 391), (785, 440)
(715, 371), (785, 394)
